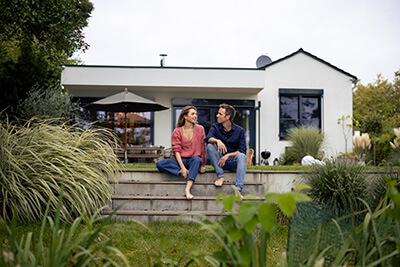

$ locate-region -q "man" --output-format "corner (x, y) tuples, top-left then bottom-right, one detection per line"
(205, 103), (247, 195)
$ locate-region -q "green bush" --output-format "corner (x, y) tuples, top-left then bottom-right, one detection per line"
(191, 186), (311, 267)
(300, 158), (385, 212)
(17, 83), (80, 121)
(364, 130), (396, 165)
(0, 117), (120, 222)
(279, 127), (324, 165)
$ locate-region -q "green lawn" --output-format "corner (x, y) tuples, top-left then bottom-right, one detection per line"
(1, 220), (289, 266)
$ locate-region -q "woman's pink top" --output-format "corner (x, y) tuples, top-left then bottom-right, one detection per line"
(172, 125), (206, 165)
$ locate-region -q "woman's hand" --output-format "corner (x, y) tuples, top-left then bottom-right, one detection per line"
(179, 167), (189, 179)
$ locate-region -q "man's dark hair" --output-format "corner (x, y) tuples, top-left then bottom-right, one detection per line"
(220, 103), (236, 122)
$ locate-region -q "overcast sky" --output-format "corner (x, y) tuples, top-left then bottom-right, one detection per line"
(76, 0), (400, 85)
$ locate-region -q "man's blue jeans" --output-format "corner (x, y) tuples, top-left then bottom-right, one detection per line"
(156, 156), (202, 181)
(206, 143), (246, 192)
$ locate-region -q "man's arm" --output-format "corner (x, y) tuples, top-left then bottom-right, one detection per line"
(207, 137), (227, 154)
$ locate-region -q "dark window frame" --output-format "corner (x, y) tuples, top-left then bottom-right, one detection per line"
(279, 89), (323, 140)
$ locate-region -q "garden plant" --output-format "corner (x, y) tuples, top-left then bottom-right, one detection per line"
(0, 117), (120, 222)
(279, 126), (325, 165)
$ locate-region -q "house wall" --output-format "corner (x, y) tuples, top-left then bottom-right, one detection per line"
(258, 53), (354, 161)
(61, 66), (263, 156)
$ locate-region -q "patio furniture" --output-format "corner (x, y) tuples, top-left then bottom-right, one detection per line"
(116, 145), (165, 163)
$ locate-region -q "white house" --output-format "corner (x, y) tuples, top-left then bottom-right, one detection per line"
(61, 48), (358, 164)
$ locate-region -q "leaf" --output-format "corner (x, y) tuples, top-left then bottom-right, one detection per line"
(278, 193), (296, 218)
(237, 202), (259, 226)
(222, 195), (235, 212)
(291, 192), (312, 203)
(294, 184), (311, 191)
(238, 247), (251, 266)
(258, 203), (277, 232)
(264, 193), (281, 203)
(244, 216), (259, 234)
(228, 228), (245, 242)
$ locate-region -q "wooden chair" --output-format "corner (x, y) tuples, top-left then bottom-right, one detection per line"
(246, 148), (254, 165)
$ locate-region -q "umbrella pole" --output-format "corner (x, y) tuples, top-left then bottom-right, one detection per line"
(124, 105), (128, 163)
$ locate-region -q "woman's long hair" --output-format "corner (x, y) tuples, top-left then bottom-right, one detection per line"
(176, 106), (196, 127)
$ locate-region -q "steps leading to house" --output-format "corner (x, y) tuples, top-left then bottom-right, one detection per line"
(104, 169), (300, 222)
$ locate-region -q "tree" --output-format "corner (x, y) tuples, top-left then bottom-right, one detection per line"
(353, 72), (400, 130)
(0, 0), (94, 116)
(363, 113), (383, 165)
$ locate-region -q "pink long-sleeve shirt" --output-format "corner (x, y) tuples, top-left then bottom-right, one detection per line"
(172, 125), (206, 165)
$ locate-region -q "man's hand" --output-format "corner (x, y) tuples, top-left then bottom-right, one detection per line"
(216, 140), (227, 154)
(218, 154), (229, 167)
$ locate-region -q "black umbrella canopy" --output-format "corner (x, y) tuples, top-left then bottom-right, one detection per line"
(90, 89), (169, 112)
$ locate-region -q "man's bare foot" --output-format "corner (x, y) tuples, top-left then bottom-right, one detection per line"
(214, 177), (225, 187)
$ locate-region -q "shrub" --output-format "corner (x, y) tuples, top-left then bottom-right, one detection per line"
(280, 127), (324, 165)
(0, 117), (120, 222)
(17, 83), (80, 121)
(300, 158), (385, 212)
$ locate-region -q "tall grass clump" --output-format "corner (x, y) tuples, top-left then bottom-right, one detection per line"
(280, 126), (324, 165)
(0, 117), (120, 222)
(300, 158), (385, 212)
(0, 189), (130, 266)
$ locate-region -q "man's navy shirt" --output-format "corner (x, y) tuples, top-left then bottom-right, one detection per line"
(205, 122), (247, 154)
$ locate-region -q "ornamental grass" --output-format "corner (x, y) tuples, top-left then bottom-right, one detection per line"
(0, 117), (120, 222)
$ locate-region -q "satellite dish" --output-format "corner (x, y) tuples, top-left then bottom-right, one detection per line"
(256, 55), (272, 68)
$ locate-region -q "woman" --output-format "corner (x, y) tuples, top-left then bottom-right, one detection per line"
(156, 106), (206, 200)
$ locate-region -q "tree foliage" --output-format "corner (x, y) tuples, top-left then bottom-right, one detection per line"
(0, 0), (94, 116)
(353, 72), (400, 130)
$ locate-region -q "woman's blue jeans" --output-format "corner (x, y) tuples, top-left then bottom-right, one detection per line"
(156, 156), (202, 181)
(206, 143), (246, 192)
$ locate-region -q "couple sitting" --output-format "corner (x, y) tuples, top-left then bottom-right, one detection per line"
(156, 103), (247, 200)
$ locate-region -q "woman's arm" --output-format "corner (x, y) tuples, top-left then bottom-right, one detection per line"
(174, 152), (188, 179)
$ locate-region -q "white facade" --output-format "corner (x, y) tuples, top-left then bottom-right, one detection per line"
(61, 49), (357, 163)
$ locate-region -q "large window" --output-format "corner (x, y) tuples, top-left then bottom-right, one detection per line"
(279, 89), (323, 139)
(172, 98), (256, 154)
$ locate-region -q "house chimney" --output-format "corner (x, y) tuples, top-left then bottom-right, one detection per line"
(160, 54), (167, 67)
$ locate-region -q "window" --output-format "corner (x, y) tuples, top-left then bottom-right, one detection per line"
(172, 98), (256, 151)
(279, 89), (323, 139)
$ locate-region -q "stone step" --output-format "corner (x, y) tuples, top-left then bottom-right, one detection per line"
(104, 169), (301, 222)
(101, 209), (228, 223)
(110, 180), (266, 196)
(109, 195), (264, 212)
(116, 169), (264, 183)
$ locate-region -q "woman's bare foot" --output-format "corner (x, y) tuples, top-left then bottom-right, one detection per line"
(184, 190), (194, 200)
(184, 180), (194, 200)
(214, 177), (225, 187)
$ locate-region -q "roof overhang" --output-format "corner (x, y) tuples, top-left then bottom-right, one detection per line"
(61, 65), (265, 97)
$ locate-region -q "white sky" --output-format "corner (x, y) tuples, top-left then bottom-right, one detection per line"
(76, 0), (400, 85)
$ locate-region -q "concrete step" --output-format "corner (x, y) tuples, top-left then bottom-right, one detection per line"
(102, 209), (228, 223)
(111, 180), (266, 197)
(116, 169), (264, 183)
(109, 195), (265, 212)
(104, 169), (301, 222)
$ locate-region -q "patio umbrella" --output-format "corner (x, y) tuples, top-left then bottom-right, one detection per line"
(90, 88), (169, 162)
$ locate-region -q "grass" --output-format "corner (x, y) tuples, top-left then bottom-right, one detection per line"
(1, 220), (289, 266)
